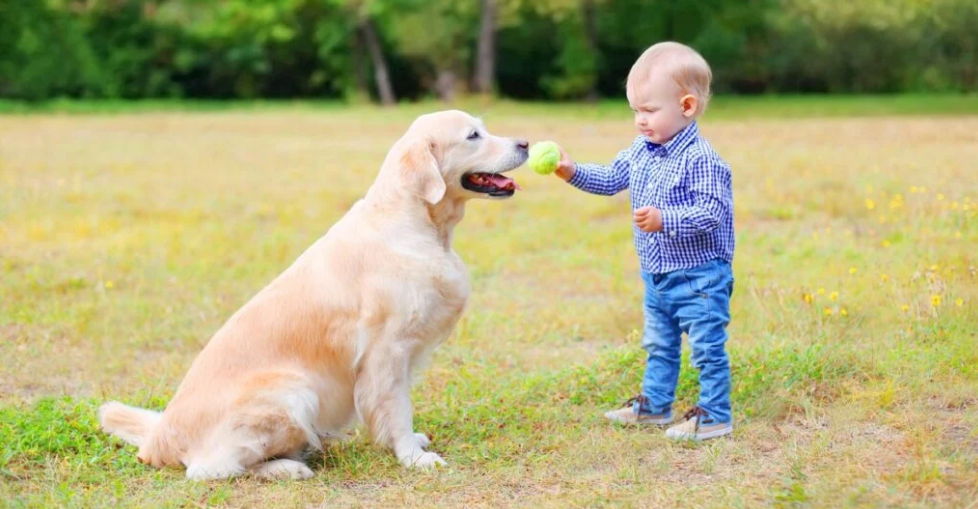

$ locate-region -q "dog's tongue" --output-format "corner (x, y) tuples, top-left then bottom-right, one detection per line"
(486, 173), (520, 191)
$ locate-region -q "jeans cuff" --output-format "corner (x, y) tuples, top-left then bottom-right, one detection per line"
(634, 401), (670, 416)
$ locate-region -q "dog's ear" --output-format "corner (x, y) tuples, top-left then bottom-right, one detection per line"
(400, 138), (446, 205)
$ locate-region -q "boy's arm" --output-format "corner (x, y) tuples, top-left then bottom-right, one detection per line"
(557, 147), (631, 196)
(659, 156), (732, 237)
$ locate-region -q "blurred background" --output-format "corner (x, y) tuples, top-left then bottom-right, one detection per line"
(2, 0), (977, 104)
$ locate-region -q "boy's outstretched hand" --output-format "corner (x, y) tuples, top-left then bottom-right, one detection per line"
(634, 205), (663, 232)
(554, 145), (576, 182)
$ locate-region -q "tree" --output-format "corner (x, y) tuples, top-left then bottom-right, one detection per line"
(474, 0), (497, 95)
(580, 0), (599, 101)
(358, 16), (395, 105)
(387, 0), (479, 101)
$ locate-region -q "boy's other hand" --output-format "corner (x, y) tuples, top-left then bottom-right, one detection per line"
(554, 145), (576, 181)
(634, 205), (663, 232)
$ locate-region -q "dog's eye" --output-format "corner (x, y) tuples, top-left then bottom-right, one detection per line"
(467, 131), (480, 140)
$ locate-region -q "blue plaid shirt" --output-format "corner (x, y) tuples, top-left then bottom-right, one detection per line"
(568, 122), (734, 274)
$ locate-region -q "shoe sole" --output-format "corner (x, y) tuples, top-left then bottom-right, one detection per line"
(603, 412), (673, 426)
(666, 425), (733, 441)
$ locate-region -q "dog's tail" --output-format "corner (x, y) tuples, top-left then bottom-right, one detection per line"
(98, 401), (162, 447)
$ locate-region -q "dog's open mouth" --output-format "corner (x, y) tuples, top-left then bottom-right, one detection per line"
(461, 172), (521, 197)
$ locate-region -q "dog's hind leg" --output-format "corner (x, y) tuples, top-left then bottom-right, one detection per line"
(184, 427), (254, 481)
(185, 374), (320, 481)
(249, 458), (314, 480)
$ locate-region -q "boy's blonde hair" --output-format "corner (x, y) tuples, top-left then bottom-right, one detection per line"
(627, 42), (712, 116)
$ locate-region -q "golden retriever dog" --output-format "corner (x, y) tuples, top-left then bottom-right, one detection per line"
(99, 110), (528, 480)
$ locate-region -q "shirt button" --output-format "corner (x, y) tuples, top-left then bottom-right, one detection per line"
(669, 231), (677, 237)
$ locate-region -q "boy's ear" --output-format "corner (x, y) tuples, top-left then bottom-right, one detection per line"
(681, 94), (697, 118)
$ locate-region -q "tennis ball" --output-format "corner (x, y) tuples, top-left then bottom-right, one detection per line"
(527, 141), (561, 175)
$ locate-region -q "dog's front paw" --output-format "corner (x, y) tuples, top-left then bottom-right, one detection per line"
(398, 449), (448, 470)
(414, 432), (431, 450)
(401, 450), (447, 470)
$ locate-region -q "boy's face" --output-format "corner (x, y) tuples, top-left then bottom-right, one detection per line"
(628, 73), (695, 145)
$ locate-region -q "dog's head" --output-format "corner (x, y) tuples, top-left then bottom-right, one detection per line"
(380, 110), (528, 204)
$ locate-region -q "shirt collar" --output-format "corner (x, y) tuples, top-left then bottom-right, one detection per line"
(644, 121), (699, 156)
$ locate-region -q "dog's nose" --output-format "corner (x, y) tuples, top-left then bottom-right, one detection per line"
(516, 139), (529, 150)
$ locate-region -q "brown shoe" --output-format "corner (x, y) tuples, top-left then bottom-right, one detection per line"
(665, 407), (733, 441)
(603, 396), (673, 426)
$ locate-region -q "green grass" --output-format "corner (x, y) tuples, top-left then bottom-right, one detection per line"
(1, 101), (977, 507)
(1, 93), (977, 119)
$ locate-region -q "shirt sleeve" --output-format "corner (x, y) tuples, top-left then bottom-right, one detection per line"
(567, 148), (631, 196)
(659, 155), (731, 238)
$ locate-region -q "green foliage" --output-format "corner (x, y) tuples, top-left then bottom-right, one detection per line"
(0, 0), (976, 101)
(0, 1), (102, 100)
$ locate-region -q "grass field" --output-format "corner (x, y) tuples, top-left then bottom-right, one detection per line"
(1, 97), (977, 508)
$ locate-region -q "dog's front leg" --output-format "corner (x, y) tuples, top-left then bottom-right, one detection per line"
(355, 343), (446, 469)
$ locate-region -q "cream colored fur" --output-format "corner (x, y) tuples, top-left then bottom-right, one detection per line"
(99, 110), (528, 480)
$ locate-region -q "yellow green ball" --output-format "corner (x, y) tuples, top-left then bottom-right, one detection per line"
(527, 141), (560, 175)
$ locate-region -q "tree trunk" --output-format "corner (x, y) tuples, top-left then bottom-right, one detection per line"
(664, 0), (675, 41)
(359, 18), (395, 106)
(435, 69), (457, 102)
(474, 0), (497, 94)
(581, 0), (600, 102)
(350, 28), (370, 101)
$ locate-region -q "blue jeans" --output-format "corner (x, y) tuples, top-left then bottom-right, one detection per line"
(638, 259), (734, 424)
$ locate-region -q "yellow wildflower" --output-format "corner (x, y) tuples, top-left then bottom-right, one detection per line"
(955, 231), (963, 239)
(849, 267), (857, 275)
(901, 304), (910, 313)
(817, 288), (826, 295)
(105, 281), (114, 289)
(937, 193), (945, 201)
(910, 186), (918, 194)
(840, 307), (848, 317)
(882, 240), (891, 248)
(829, 291), (839, 301)
(865, 199), (876, 210)
(956, 298), (964, 307)
(880, 274), (889, 282)
(823, 307), (833, 316)
(931, 295), (942, 307)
